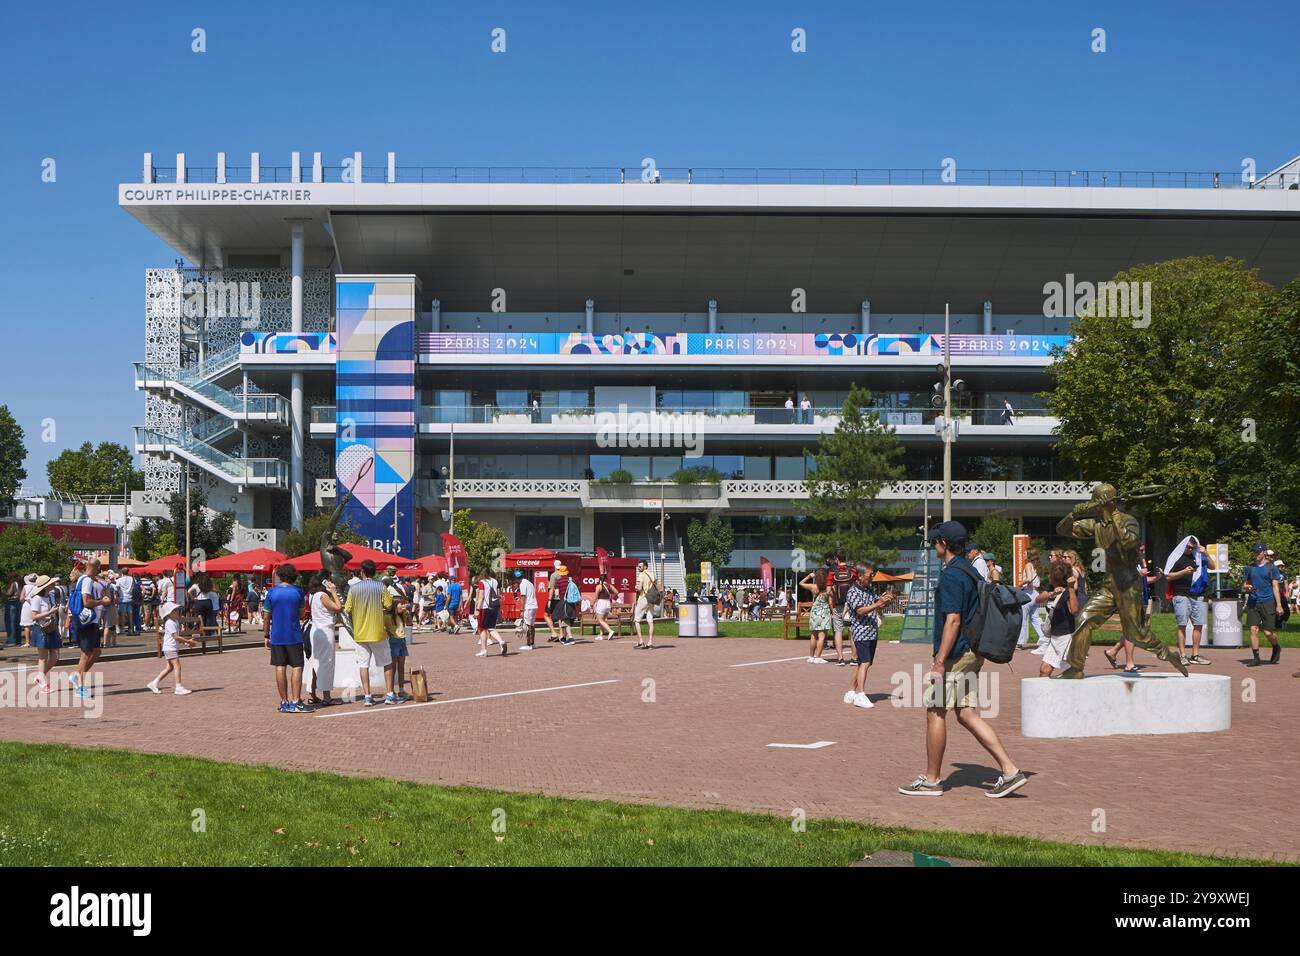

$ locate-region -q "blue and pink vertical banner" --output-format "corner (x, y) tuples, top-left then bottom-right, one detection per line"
(334, 275), (418, 556)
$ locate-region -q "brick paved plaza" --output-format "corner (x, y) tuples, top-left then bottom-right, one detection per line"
(1, 634), (1294, 862)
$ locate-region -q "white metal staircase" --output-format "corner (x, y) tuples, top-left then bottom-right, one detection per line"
(134, 427), (288, 489)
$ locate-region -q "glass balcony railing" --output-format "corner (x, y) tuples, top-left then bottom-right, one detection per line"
(311, 404), (1053, 427)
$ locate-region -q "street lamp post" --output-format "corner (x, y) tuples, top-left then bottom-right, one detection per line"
(943, 304), (952, 522)
(930, 304), (962, 523)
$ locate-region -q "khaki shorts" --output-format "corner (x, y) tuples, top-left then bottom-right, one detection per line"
(925, 649), (984, 710)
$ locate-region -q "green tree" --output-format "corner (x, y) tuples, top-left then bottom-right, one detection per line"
(969, 514), (1017, 567)
(796, 384), (909, 565)
(1245, 276), (1300, 521)
(452, 508), (509, 577)
(1219, 520), (1300, 576)
(129, 518), (181, 561)
(165, 484), (236, 563)
(282, 510), (365, 559)
(46, 442), (144, 498)
(686, 513), (735, 571)
(1045, 256), (1277, 531)
(0, 405), (27, 508)
(0, 523), (74, 581)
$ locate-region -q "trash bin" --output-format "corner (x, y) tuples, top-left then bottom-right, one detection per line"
(1208, 598), (1243, 647)
(677, 599), (698, 637)
(696, 594), (718, 637)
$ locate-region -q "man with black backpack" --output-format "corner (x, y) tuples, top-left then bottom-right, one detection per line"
(899, 522), (1028, 799)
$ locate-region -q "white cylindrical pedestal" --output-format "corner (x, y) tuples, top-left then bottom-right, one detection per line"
(331, 626), (388, 692)
(1021, 673), (1231, 738)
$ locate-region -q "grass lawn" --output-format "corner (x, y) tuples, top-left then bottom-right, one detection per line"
(674, 612), (1300, 646)
(0, 742), (1278, 867)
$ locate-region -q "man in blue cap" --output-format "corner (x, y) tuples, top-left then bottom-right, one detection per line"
(1242, 543), (1282, 667)
(898, 520), (1028, 799)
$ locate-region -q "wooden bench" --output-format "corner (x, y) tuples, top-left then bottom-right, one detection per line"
(576, 606), (633, 637)
(782, 602), (811, 641)
(164, 614), (225, 655)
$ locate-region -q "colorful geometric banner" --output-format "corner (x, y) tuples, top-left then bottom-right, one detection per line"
(334, 276), (417, 557)
(240, 330), (336, 354)
(416, 331), (1070, 358)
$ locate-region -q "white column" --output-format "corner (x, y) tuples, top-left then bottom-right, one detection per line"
(290, 222), (305, 530)
(216, 152), (226, 184)
(312, 152), (323, 183)
(585, 299), (594, 335)
(143, 152), (153, 184)
(708, 299), (718, 333)
(387, 151), (396, 183)
(860, 299), (871, 335)
(176, 153), (186, 184)
(291, 151), (301, 183)
(251, 152), (261, 184)
(983, 300), (993, 335)
(353, 151), (363, 183)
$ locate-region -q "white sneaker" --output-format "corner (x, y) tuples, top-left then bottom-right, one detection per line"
(146, 680), (161, 695)
(475, 650), (488, 658)
(842, 690), (857, 704)
(174, 685), (192, 696)
(853, 692), (874, 709)
(519, 644), (533, 651)
(808, 656), (817, 663)
(815, 657), (830, 664)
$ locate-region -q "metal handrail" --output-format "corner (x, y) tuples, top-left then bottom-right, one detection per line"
(141, 164), (1291, 190)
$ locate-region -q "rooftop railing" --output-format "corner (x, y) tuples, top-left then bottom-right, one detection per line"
(141, 165), (1299, 190)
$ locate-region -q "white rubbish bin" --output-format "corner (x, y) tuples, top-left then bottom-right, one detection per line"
(677, 600), (698, 637)
(1208, 599), (1243, 648)
(696, 597), (718, 637)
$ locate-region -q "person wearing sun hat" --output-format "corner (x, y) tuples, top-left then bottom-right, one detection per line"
(27, 575), (63, 692)
(147, 600), (198, 695)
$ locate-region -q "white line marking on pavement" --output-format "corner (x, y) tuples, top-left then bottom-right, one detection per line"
(730, 656), (810, 668)
(767, 741), (836, 750)
(313, 679), (622, 719)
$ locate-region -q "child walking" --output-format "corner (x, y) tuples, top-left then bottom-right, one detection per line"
(147, 601), (197, 695)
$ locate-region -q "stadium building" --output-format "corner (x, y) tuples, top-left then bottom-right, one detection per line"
(121, 153), (1300, 587)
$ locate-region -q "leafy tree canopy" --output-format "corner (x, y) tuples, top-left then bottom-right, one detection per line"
(1045, 256), (1283, 529)
(47, 442), (144, 498)
(797, 384), (909, 566)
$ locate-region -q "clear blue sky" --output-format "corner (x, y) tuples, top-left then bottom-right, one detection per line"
(1, 0), (1297, 487)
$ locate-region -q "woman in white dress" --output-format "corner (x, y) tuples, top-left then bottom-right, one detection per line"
(592, 574), (616, 640)
(306, 573), (342, 706)
(1018, 546), (1048, 648)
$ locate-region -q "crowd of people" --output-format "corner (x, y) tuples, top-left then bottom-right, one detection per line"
(2, 530), (1296, 733)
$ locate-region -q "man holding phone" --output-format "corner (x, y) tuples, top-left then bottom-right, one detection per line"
(842, 562), (893, 709)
